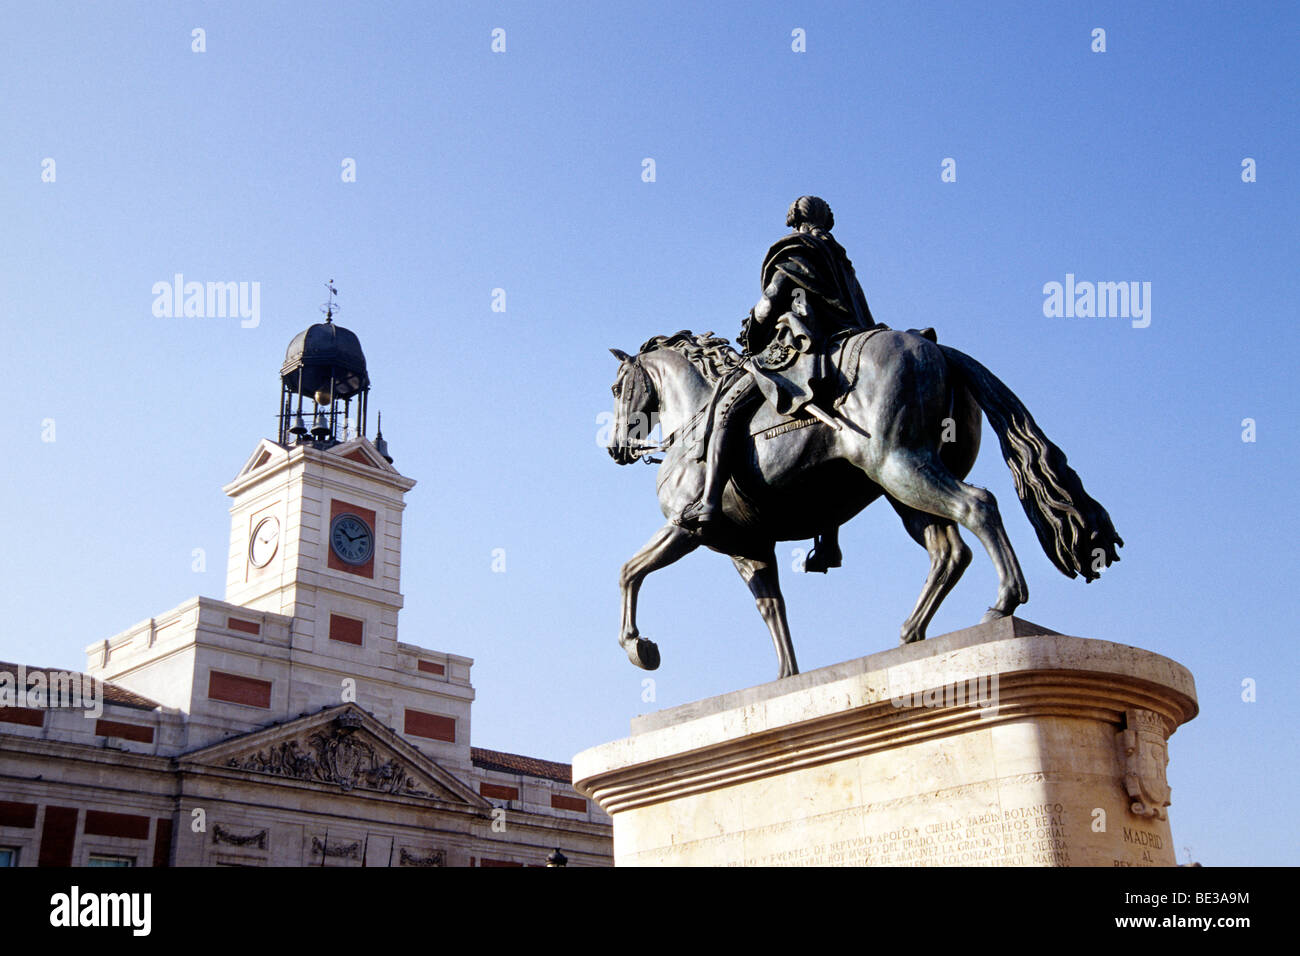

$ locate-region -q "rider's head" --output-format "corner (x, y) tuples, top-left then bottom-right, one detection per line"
(786, 196), (834, 235)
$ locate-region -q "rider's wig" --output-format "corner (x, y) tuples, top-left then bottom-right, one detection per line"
(786, 196), (835, 234)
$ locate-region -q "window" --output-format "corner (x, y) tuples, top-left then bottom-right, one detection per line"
(0, 848), (17, 867)
(86, 855), (134, 867)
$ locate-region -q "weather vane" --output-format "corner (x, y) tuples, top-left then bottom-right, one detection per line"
(321, 279), (340, 323)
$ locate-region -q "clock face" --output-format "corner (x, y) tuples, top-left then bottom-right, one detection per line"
(330, 513), (374, 566)
(249, 516), (280, 568)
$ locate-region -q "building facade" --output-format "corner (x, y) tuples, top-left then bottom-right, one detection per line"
(0, 308), (611, 867)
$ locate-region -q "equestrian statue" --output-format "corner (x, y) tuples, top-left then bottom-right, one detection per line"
(606, 196), (1122, 679)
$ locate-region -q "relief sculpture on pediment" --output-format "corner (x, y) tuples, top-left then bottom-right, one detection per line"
(227, 716), (431, 796)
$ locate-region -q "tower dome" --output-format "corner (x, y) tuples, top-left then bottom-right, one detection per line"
(280, 319), (369, 399)
(277, 281), (372, 447)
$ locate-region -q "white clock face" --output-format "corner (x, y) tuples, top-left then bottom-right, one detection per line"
(249, 516), (280, 568)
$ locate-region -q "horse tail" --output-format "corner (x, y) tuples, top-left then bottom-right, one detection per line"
(938, 345), (1122, 581)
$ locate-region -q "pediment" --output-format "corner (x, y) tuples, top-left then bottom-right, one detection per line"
(182, 704), (489, 808)
(326, 436), (399, 475)
(225, 437), (413, 497)
(232, 438), (287, 481)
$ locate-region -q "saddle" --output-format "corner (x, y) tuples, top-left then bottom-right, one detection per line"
(827, 324), (937, 409)
(746, 324), (938, 439)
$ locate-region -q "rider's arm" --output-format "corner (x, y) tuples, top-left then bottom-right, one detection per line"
(753, 271), (791, 325)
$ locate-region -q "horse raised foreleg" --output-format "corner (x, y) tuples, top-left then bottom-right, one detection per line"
(730, 548), (799, 679)
(619, 523), (699, 670)
(890, 501), (972, 644)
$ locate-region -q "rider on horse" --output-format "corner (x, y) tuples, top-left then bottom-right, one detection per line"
(676, 196), (881, 570)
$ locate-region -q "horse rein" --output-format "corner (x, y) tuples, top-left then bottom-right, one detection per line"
(621, 356), (709, 465)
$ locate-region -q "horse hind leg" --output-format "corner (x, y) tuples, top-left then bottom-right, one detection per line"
(876, 449), (1028, 621)
(730, 548), (799, 679)
(891, 501), (972, 644)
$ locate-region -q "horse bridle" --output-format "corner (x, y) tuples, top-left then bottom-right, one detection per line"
(612, 357), (660, 463)
(618, 355), (716, 465)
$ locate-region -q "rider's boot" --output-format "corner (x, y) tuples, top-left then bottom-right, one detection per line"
(677, 377), (751, 530)
(676, 429), (728, 529)
(804, 527), (843, 573)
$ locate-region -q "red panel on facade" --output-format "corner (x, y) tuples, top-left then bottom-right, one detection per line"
(94, 719), (155, 743)
(37, 806), (79, 867)
(0, 801), (37, 828)
(329, 614), (364, 646)
(480, 782), (519, 801)
(153, 817), (172, 868)
(327, 499), (377, 579)
(227, 617), (261, 635)
(417, 660), (445, 675)
(404, 709), (455, 742)
(84, 810), (151, 840)
(550, 794), (587, 813)
(0, 707), (45, 727)
(208, 671), (272, 708)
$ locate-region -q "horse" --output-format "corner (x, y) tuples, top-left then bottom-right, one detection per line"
(605, 328), (1122, 679)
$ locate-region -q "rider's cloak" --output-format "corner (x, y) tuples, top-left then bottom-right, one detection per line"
(743, 230), (877, 416)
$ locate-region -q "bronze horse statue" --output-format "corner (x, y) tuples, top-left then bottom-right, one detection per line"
(606, 328), (1121, 678)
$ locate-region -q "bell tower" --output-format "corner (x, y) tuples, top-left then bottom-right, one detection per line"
(86, 284), (474, 767)
(223, 282), (410, 644)
(216, 286), (471, 766)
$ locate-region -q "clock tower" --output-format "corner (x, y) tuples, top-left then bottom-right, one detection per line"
(223, 301), (408, 632)
(214, 288), (474, 767)
(69, 285), (612, 865)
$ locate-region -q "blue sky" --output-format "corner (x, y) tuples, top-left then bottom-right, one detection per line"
(2, 1), (1296, 866)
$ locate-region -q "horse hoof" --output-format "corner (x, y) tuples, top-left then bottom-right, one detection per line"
(625, 637), (661, 671)
(981, 607), (1007, 623)
(900, 630), (926, 645)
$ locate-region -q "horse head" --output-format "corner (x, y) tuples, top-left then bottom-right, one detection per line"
(607, 347), (659, 465)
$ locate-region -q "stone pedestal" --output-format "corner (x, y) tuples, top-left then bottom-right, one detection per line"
(573, 618), (1197, 867)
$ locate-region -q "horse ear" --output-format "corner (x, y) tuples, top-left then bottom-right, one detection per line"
(610, 348), (631, 362)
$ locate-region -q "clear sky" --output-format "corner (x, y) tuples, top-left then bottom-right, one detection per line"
(2, 1), (1296, 866)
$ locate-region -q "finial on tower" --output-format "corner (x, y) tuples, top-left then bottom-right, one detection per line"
(321, 279), (340, 324)
(375, 411), (393, 464)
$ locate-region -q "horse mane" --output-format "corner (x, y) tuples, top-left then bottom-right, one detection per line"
(637, 330), (741, 384)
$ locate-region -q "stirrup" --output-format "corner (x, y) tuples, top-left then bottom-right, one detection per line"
(804, 544), (842, 574)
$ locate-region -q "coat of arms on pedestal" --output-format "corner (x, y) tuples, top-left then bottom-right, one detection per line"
(1119, 708), (1172, 820)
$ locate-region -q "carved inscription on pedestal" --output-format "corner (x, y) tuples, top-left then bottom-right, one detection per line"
(738, 800), (1071, 867)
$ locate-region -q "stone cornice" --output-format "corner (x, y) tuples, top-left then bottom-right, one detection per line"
(223, 439), (416, 499)
(0, 732), (174, 772)
(574, 622), (1198, 816)
(88, 594), (294, 658)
